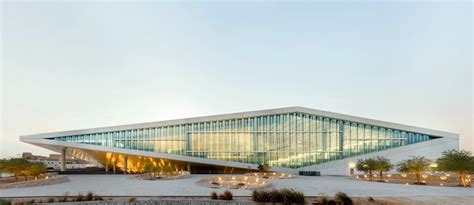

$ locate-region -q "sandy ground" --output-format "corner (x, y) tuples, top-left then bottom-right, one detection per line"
(0, 174), (472, 198)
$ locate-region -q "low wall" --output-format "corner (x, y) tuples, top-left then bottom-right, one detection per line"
(0, 175), (69, 189)
(0, 172), (58, 183)
(139, 201), (253, 205)
(135, 171), (191, 180)
(353, 173), (471, 187)
(196, 175), (271, 190)
(244, 172), (294, 179)
(37, 200), (255, 205)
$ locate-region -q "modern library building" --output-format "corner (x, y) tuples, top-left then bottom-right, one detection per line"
(20, 107), (459, 175)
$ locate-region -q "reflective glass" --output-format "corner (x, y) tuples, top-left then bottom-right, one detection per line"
(53, 113), (434, 168)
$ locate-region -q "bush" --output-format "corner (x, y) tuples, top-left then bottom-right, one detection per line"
(86, 192), (94, 201)
(258, 163), (270, 172)
(319, 195), (329, 205)
(252, 189), (304, 204)
(281, 188), (305, 204)
(252, 189), (271, 202)
(269, 189), (284, 203)
(218, 190), (233, 200)
(0, 198), (11, 205)
(94, 194), (103, 201)
(128, 197), (136, 203)
(327, 200), (337, 205)
(76, 193), (84, 202)
(59, 192), (69, 202)
(368, 196), (375, 202)
(47, 197), (55, 203)
(334, 192), (352, 205)
(210, 192), (218, 200)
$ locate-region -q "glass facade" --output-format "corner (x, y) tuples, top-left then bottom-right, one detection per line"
(53, 113), (433, 168)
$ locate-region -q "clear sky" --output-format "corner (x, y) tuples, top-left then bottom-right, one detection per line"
(1, 1), (472, 158)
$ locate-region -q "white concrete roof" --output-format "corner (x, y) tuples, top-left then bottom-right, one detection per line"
(20, 106), (458, 140)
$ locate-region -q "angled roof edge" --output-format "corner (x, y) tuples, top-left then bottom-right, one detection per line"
(20, 106), (459, 140)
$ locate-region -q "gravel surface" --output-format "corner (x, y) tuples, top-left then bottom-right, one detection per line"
(0, 174), (472, 197)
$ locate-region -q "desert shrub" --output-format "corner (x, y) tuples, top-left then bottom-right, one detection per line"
(252, 189), (304, 204)
(58, 192), (69, 202)
(218, 190), (233, 200)
(210, 192), (218, 200)
(76, 193), (84, 202)
(269, 189), (284, 203)
(327, 200), (337, 205)
(368, 196), (375, 202)
(280, 188), (305, 204)
(94, 194), (103, 201)
(258, 163), (270, 172)
(223, 190), (233, 200)
(0, 198), (11, 205)
(128, 197), (136, 203)
(85, 192), (94, 201)
(252, 189), (271, 202)
(334, 192), (352, 205)
(319, 195), (329, 205)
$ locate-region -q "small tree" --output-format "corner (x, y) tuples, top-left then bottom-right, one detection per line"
(29, 162), (47, 180)
(397, 156), (431, 184)
(2, 159), (30, 181)
(257, 163), (270, 172)
(436, 149), (474, 187)
(144, 163), (156, 179)
(356, 158), (378, 181)
(0, 159), (8, 174)
(161, 164), (173, 175)
(373, 157), (393, 181)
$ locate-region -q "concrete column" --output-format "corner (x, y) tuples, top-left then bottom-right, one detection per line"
(123, 156), (128, 174)
(113, 163), (116, 174)
(187, 164), (191, 173)
(60, 148), (67, 172)
(105, 163), (109, 174)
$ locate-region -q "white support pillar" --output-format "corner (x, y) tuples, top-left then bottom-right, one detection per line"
(123, 156), (128, 174)
(60, 148), (67, 172)
(187, 164), (191, 173)
(105, 163), (109, 174)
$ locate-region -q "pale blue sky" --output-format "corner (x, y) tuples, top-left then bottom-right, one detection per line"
(1, 1), (472, 158)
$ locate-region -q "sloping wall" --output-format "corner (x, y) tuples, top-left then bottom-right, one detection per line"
(298, 137), (459, 176)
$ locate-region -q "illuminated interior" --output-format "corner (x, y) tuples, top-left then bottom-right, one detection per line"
(52, 112), (435, 169)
